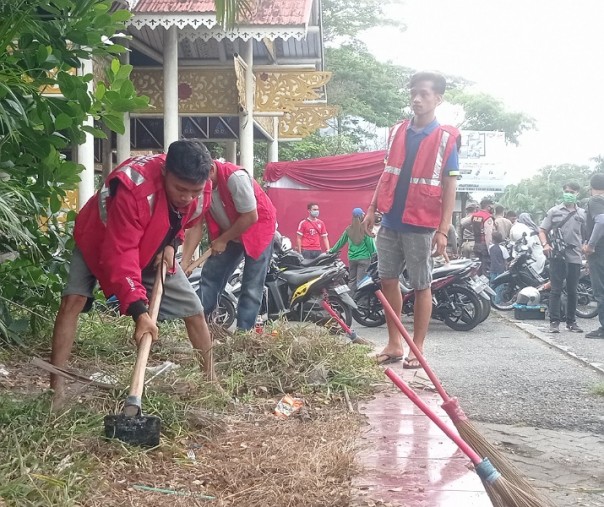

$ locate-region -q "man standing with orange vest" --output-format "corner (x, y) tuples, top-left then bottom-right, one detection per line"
(471, 198), (495, 276)
(182, 156), (277, 331)
(364, 71), (460, 369)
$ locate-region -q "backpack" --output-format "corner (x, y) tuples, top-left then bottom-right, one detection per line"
(547, 211), (576, 260)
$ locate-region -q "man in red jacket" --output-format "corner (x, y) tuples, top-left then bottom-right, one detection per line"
(50, 140), (215, 408)
(364, 71), (460, 369)
(181, 159), (276, 331)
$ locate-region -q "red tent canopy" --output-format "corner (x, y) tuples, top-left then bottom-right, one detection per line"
(264, 151), (386, 262)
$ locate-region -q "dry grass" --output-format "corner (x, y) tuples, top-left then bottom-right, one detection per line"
(0, 313), (381, 506)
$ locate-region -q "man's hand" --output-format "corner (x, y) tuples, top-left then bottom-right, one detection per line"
(133, 313), (158, 345)
(583, 244), (595, 256)
(542, 243), (553, 257)
(155, 245), (175, 269)
(363, 209), (376, 237)
(210, 236), (228, 255)
(432, 231), (447, 257)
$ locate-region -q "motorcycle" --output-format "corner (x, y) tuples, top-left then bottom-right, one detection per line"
(218, 247), (358, 334)
(491, 235), (596, 318)
(352, 256), (493, 331)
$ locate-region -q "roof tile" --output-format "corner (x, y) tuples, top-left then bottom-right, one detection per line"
(133, 0), (313, 26)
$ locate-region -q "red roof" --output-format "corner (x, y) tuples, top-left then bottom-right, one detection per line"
(133, 0), (313, 26)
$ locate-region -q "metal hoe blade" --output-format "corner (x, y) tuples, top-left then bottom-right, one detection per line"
(104, 413), (161, 447)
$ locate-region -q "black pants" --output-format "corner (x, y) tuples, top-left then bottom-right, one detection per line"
(588, 253), (604, 329)
(473, 242), (490, 276)
(549, 258), (580, 324)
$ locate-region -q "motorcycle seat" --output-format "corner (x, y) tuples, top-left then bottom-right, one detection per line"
(432, 261), (472, 279)
(280, 266), (337, 286)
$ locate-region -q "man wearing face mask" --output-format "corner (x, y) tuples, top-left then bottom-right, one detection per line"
(296, 202), (330, 259)
(539, 181), (586, 334)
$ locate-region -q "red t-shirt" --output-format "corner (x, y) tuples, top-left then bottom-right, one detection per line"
(297, 218), (328, 250)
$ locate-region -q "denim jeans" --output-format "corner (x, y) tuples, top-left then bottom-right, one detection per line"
(198, 241), (272, 330)
(588, 253), (604, 329)
(549, 258), (580, 324)
(489, 271), (504, 304)
(302, 249), (321, 260)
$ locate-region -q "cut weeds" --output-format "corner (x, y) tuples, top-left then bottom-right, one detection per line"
(0, 314), (382, 506)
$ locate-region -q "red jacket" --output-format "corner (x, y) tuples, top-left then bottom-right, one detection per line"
(205, 161), (276, 259)
(375, 120), (459, 229)
(471, 209), (493, 244)
(74, 154), (210, 314)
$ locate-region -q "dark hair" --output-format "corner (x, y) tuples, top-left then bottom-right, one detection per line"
(563, 181), (581, 192)
(480, 198), (493, 208)
(165, 139), (212, 184)
(307, 202), (318, 210)
(492, 231), (504, 244)
(590, 173), (604, 191)
(505, 210), (517, 218)
(495, 205), (504, 214)
(409, 71), (446, 95)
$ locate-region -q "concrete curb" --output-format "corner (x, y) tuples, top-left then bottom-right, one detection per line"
(494, 310), (604, 376)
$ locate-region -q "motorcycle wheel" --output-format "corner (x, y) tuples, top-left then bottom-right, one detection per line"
(323, 295), (353, 332)
(352, 292), (386, 327)
(477, 296), (491, 323)
(575, 279), (598, 319)
(210, 294), (236, 328)
(441, 285), (483, 331)
(490, 281), (521, 310)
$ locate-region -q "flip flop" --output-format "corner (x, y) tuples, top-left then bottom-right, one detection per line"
(376, 353), (404, 366)
(403, 357), (423, 369)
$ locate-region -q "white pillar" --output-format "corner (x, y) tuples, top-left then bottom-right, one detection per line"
(163, 26), (179, 150)
(77, 57), (95, 209)
(267, 116), (279, 162)
(225, 140), (237, 163)
(116, 46), (131, 164)
(238, 40), (254, 173)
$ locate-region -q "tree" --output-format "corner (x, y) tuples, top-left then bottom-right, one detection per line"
(499, 163), (593, 220)
(0, 0), (148, 340)
(447, 90), (536, 145)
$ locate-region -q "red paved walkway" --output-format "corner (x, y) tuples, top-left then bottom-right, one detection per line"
(353, 366), (492, 506)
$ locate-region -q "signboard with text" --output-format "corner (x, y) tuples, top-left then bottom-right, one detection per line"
(457, 130), (508, 193)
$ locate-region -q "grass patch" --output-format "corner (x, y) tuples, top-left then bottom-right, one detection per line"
(593, 383), (604, 396)
(0, 314), (381, 506)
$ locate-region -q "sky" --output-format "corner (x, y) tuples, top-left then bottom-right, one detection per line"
(359, 0), (604, 184)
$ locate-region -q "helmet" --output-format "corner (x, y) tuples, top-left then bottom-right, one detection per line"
(516, 286), (540, 306)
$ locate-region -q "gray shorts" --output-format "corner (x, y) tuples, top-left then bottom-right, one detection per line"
(63, 247), (203, 320)
(376, 226), (434, 290)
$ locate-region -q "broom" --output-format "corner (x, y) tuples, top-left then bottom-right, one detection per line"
(374, 288), (554, 505)
(385, 368), (550, 507)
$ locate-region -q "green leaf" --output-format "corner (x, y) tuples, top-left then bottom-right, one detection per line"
(81, 125), (107, 138)
(111, 9), (132, 22)
(101, 113), (125, 134)
(110, 58), (120, 76)
(55, 113), (73, 130)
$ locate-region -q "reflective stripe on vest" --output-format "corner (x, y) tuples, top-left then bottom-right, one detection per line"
(98, 165), (147, 224)
(384, 165), (401, 176)
(147, 194), (156, 216)
(188, 196), (204, 222)
(409, 131), (452, 188)
(385, 122), (404, 157)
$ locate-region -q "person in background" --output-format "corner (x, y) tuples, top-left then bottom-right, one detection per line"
(539, 181), (586, 334)
(471, 198), (494, 275)
(329, 208), (377, 291)
(582, 173), (604, 339)
(459, 201), (478, 258)
(488, 231), (509, 303)
(363, 70), (460, 369)
(493, 204), (512, 240)
(182, 147), (277, 332)
(50, 140), (215, 409)
(296, 202), (329, 259)
(505, 210), (517, 225)
(510, 212), (546, 275)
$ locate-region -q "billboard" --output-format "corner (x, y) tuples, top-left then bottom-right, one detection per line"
(457, 130), (508, 192)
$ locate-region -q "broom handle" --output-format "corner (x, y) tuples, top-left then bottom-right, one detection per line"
(375, 289), (450, 401)
(384, 368), (481, 465)
(124, 263), (166, 415)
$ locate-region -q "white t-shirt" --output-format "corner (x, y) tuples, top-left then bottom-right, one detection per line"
(209, 170), (256, 231)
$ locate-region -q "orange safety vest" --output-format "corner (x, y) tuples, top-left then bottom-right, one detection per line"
(205, 160), (276, 259)
(376, 120), (460, 229)
(471, 209), (492, 244)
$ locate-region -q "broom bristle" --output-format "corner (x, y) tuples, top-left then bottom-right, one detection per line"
(443, 399), (556, 506)
(487, 475), (553, 507)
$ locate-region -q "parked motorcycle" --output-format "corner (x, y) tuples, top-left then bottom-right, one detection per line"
(352, 256), (492, 331)
(491, 235), (596, 318)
